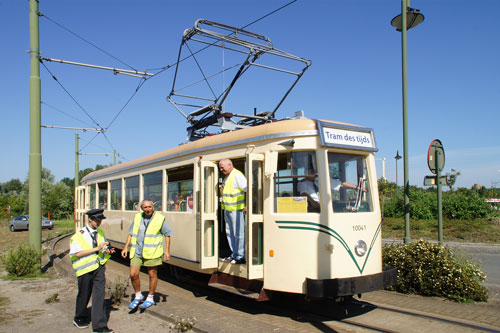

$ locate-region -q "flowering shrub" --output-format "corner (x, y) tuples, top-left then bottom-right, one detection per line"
(383, 239), (488, 302)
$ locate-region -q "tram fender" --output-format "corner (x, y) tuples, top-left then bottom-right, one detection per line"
(305, 266), (397, 299)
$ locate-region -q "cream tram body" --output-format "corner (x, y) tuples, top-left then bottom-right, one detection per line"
(77, 118), (395, 300)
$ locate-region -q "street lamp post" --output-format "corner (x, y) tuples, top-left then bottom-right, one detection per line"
(391, 0), (424, 244)
(394, 150), (402, 190)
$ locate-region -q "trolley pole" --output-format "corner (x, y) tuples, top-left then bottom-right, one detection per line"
(28, 0), (42, 252)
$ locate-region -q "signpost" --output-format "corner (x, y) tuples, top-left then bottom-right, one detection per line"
(425, 139), (445, 245)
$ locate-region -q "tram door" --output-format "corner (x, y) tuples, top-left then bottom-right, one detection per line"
(199, 161), (219, 269)
(246, 153), (264, 279)
(75, 185), (87, 231)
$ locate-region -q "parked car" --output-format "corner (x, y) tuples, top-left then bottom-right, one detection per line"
(9, 215), (54, 232)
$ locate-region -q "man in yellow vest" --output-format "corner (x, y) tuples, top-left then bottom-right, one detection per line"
(121, 200), (172, 309)
(70, 208), (115, 333)
(219, 158), (247, 264)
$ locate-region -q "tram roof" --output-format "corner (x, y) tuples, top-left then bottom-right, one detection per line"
(82, 118), (360, 183)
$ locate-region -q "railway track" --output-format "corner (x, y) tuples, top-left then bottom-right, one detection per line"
(53, 236), (500, 332)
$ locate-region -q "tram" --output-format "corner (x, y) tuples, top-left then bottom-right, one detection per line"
(76, 117), (396, 300)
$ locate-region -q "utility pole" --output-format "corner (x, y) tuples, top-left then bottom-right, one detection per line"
(29, 0), (42, 252)
(75, 134), (79, 189)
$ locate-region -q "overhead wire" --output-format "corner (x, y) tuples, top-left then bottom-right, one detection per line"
(42, 101), (96, 128)
(40, 60), (104, 130)
(39, 1), (298, 160)
(40, 12), (136, 71)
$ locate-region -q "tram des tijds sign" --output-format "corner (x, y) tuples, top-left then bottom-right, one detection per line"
(424, 139), (448, 186)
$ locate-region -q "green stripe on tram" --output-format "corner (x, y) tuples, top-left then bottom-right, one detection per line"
(275, 220), (382, 274)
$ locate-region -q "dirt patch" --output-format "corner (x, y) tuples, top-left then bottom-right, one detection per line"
(0, 226), (174, 333)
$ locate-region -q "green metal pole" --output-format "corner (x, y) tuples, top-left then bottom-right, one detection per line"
(74, 134), (79, 226)
(436, 150), (443, 245)
(75, 134), (79, 189)
(29, 0), (42, 252)
(114, 149), (116, 165)
(401, 0), (411, 244)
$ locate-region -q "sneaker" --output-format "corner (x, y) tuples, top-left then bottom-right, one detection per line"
(221, 256), (232, 262)
(128, 295), (144, 309)
(92, 327), (114, 333)
(73, 319), (89, 329)
(139, 299), (155, 309)
(230, 258), (246, 264)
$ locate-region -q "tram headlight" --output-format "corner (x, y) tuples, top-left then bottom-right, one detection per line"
(354, 240), (367, 257)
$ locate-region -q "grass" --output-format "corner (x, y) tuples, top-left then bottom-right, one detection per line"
(382, 217), (500, 243)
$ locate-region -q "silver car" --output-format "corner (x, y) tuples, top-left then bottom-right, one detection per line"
(9, 215), (54, 232)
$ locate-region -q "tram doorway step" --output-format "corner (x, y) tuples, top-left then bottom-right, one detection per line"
(209, 282), (260, 300)
(208, 272), (270, 301)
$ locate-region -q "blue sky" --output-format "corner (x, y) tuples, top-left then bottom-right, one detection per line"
(1, 0), (499, 189)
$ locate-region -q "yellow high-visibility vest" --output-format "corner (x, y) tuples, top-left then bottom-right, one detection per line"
(70, 229), (110, 277)
(222, 169), (246, 211)
(129, 212), (165, 259)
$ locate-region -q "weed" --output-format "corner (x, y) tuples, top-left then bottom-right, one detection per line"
(170, 315), (196, 332)
(45, 293), (59, 304)
(106, 276), (129, 306)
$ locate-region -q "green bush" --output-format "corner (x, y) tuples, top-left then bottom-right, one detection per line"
(3, 243), (41, 277)
(443, 191), (491, 220)
(383, 239), (488, 302)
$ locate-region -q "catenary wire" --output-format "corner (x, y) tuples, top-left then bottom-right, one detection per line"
(39, 12), (136, 71)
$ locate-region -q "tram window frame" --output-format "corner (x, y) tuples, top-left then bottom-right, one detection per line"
(89, 184), (97, 209)
(328, 152), (372, 213)
(98, 182), (108, 210)
(125, 175), (140, 211)
(166, 165), (194, 212)
(143, 171), (163, 211)
(274, 151), (319, 213)
(110, 179), (122, 210)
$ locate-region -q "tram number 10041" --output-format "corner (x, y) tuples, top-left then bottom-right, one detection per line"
(352, 225), (367, 232)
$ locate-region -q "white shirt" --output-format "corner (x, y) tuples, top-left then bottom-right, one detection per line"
(331, 178), (342, 192)
(70, 226), (100, 255)
(298, 179), (320, 203)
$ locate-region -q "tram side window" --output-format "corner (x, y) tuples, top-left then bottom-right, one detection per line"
(98, 182), (108, 209)
(143, 171), (162, 211)
(110, 179), (122, 210)
(328, 153), (372, 213)
(125, 176), (140, 211)
(274, 151), (319, 213)
(89, 184), (97, 209)
(167, 165), (193, 212)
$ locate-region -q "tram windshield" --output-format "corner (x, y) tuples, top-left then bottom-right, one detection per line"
(328, 152), (372, 213)
(274, 151), (372, 213)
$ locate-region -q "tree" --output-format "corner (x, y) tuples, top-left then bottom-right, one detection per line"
(444, 169), (461, 190)
(1, 178), (23, 194)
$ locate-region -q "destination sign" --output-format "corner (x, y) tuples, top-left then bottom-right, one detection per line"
(317, 121), (377, 151)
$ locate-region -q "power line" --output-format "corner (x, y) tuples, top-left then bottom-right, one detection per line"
(40, 61), (104, 130)
(39, 12), (136, 71)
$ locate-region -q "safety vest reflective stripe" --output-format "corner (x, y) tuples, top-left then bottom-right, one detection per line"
(129, 212), (165, 259)
(222, 169), (246, 211)
(70, 229), (110, 277)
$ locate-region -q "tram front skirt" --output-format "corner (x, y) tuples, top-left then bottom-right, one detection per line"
(305, 266), (397, 299)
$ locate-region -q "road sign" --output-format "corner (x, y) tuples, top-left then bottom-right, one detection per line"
(423, 175), (448, 186)
(427, 139), (445, 174)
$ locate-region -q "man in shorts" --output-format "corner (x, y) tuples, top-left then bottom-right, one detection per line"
(121, 200), (172, 309)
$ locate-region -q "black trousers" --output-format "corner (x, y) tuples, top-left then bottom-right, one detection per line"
(74, 264), (107, 330)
